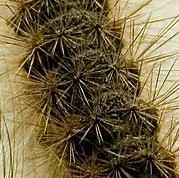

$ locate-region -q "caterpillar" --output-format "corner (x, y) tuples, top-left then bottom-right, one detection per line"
(0, 0), (179, 177)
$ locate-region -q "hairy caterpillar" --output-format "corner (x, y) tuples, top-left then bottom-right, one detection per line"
(0, 0), (179, 178)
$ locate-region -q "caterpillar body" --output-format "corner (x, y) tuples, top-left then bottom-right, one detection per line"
(0, 0), (179, 178)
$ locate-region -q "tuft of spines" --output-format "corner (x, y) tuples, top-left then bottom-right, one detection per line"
(1, 0), (178, 177)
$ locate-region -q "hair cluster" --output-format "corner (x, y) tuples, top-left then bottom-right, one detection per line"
(8, 0), (178, 177)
